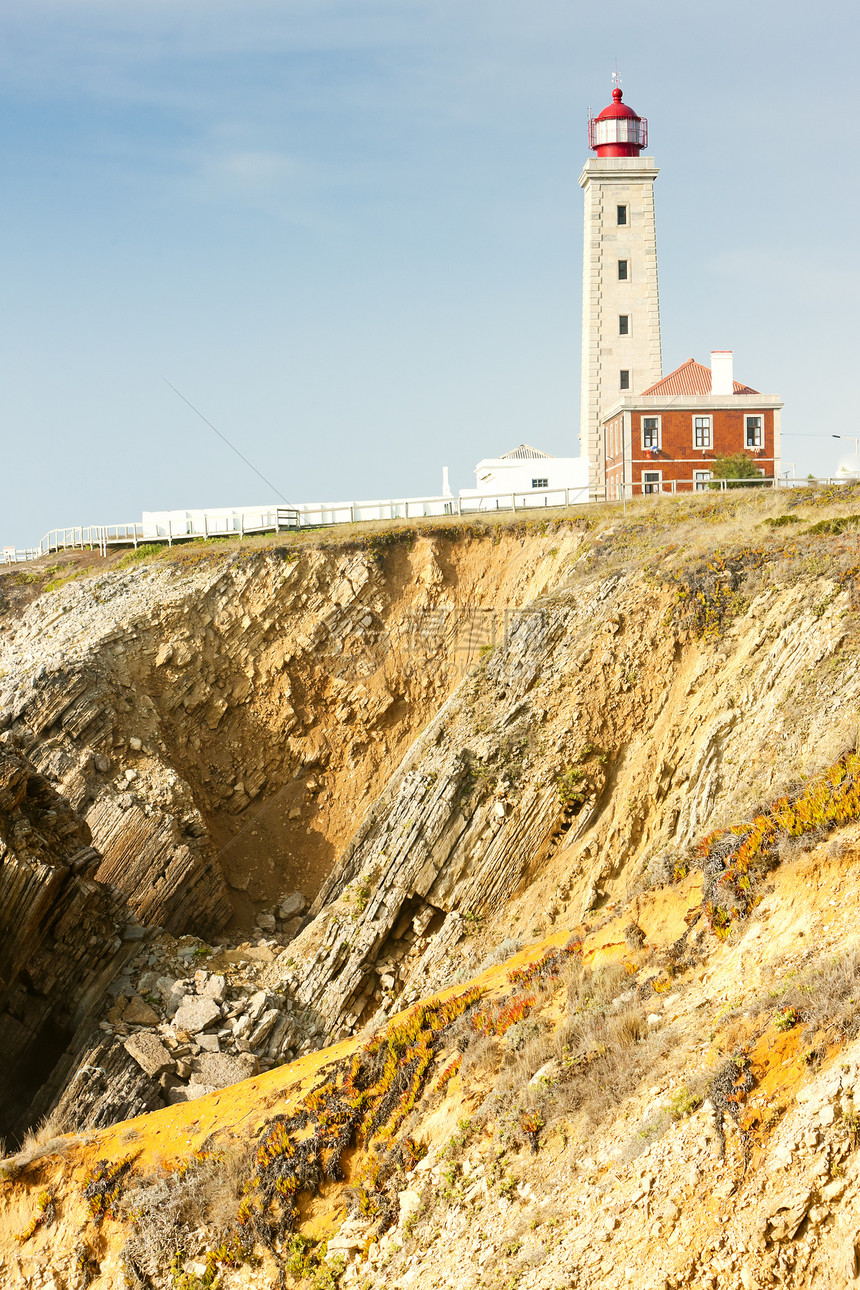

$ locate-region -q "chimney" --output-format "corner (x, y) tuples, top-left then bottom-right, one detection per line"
(711, 350), (734, 396)
(442, 466), (452, 498)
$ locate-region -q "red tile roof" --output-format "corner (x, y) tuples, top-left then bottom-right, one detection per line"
(640, 358), (759, 397)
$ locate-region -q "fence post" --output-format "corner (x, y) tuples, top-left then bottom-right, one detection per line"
(168, 519), (173, 548)
(512, 493), (516, 512)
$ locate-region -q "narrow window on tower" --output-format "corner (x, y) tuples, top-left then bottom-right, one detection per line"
(616, 204), (628, 225)
(619, 315), (629, 335)
(619, 370), (630, 390)
(617, 259), (629, 280)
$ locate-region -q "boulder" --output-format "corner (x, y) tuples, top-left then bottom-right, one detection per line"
(199, 972), (227, 1003)
(160, 979), (188, 1015)
(124, 1032), (175, 1078)
(397, 1189), (423, 1229)
(173, 997), (222, 1034)
(766, 1189), (813, 1243)
(247, 1008), (280, 1050)
(278, 893), (307, 920)
(246, 990), (269, 1021)
(195, 1051), (258, 1088)
(167, 1082), (219, 1104)
(122, 996), (161, 1027)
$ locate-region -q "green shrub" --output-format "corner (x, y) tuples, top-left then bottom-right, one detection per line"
(117, 543), (167, 568)
(761, 514), (801, 528)
(555, 767), (587, 807)
(708, 453), (762, 488)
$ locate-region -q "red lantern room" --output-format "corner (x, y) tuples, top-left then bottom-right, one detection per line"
(588, 87), (648, 157)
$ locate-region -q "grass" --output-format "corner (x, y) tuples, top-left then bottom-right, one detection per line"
(694, 747), (860, 936)
(119, 1147), (251, 1285)
(116, 543), (169, 569)
(0, 1109), (74, 1178)
(10, 479), (860, 618)
(731, 947), (860, 1051)
(44, 567), (92, 593)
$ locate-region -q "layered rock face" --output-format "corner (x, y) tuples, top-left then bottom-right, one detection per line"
(6, 499), (860, 1289)
(271, 559), (854, 1041)
(0, 529), (583, 1130)
(0, 532), (578, 939)
(2, 509), (858, 1138)
(0, 744), (135, 1137)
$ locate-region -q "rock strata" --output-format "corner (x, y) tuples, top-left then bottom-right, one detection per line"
(0, 742), (140, 1136)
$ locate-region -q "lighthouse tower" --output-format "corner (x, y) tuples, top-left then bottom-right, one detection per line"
(580, 86), (662, 499)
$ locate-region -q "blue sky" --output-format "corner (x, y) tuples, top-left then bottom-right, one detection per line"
(1, 0), (856, 546)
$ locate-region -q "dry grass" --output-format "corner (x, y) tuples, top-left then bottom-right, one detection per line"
(567, 481), (860, 605)
(716, 947), (860, 1072)
(777, 948), (860, 1046)
(0, 1109), (74, 1178)
(120, 1142), (252, 1283)
(454, 956), (692, 1155)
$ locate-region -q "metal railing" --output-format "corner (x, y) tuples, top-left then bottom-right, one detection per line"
(2, 546), (41, 564)
(4, 474), (858, 565)
(38, 524), (144, 558)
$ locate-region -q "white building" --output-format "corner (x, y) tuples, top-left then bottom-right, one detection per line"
(459, 444), (588, 506)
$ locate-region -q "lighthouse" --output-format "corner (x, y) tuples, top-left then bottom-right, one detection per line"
(580, 86), (662, 500)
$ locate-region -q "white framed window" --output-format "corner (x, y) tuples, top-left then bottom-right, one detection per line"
(617, 204), (628, 226)
(642, 470), (662, 495)
(618, 259), (629, 280)
(619, 314), (629, 335)
(531, 477), (548, 489)
(620, 370), (630, 390)
(693, 415), (712, 449)
(642, 415), (661, 449)
(745, 415), (763, 448)
(694, 470), (712, 491)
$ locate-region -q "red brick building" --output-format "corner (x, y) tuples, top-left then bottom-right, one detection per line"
(602, 352), (783, 498)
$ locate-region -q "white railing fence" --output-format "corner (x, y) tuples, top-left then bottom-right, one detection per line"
(2, 546), (41, 564)
(3, 474), (857, 564)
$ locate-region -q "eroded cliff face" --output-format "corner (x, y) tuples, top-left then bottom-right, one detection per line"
(5, 492), (860, 1290)
(0, 745), (137, 1137)
(0, 524), (584, 1131)
(0, 528), (580, 939)
(272, 553), (853, 1043)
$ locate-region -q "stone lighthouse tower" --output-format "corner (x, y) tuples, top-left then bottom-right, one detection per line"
(580, 86), (662, 499)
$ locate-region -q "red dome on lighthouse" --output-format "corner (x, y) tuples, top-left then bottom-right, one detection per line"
(588, 87), (648, 157)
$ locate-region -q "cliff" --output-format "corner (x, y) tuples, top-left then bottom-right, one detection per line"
(3, 488), (860, 1288)
(0, 744), (139, 1138)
